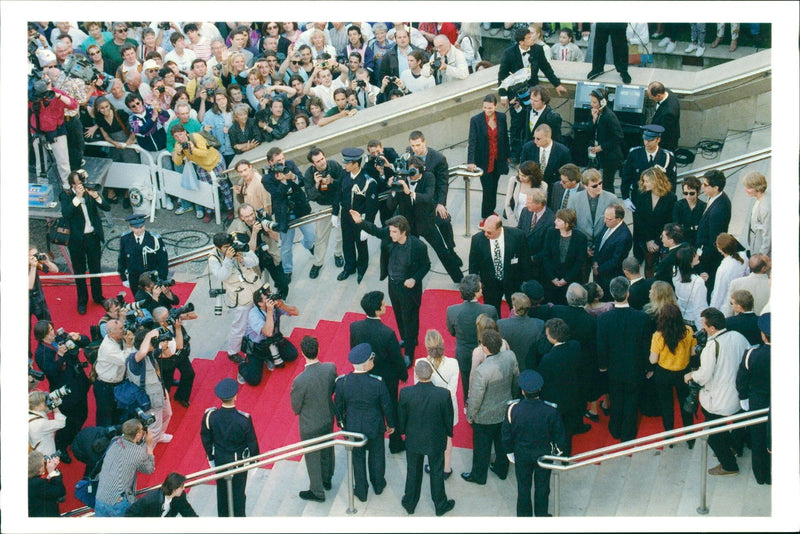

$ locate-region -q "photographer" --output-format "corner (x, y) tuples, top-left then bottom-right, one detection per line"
(421, 35), (469, 85)
(229, 203), (289, 298)
(128, 327), (183, 445)
(365, 140), (400, 224)
(349, 67), (379, 108)
(303, 147), (344, 278)
(262, 147), (315, 283)
(135, 271), (180, 314)
(683, 308), (750, 475)
(28, 450), (66, 518)
(208, 232), (263, 363)
(318, 87), (357, 127)
(29, 246), (57, 363)
(152, 306), (196, 408)
(28, 391), (67, 457)
(386, 154), (463, 283)
(33, 319), (91, 463)
(71, 424), (119, 478)
(60, 169), (110, 315)
(396, 50), (434, 95)
(95, 319), (135, 426)
(240, 285), (299, 385)
(29, 50), (78, 189)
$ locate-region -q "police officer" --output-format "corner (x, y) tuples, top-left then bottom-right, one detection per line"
(620, 124), (677, 207)
(200, 378), (260, 517)
(501, 370), (566, 517)
(333, 343), (394, 502)
(117, 215), (169, 293)
(334, 148), (378, 283)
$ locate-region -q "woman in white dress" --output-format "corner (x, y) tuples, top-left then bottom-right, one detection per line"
(672, 246), (708, 330)
(742, 171), (771, 257)
(416, 329), (459, 478)
(503, 161), (548, 227)
(709, 233), (749, 311)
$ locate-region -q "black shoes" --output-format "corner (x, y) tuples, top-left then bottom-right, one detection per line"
(489, 464), (507, 480)
(77, 303), (87, 315)
(334, 255), (344, 268)
(575, 423), (592, 435)
(587, 69), (604, 80)
(227, 352), (246, 364)
(337, 270), (352, 281)
(285, 272), (292, 284)
(309, 265), (321, 279)
(176, 399), (190, 408)
(436, 499), (455, 516)
(460, 472), (485, 485)
(620, 71), (632, 84)
(93, 295), (106, 305)
(299, 490), (325, 502)
(356, 272), (365, 283)
(323, 481), (332, 490)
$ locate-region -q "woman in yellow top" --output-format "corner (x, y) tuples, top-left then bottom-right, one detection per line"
(649, 302), (697, 443)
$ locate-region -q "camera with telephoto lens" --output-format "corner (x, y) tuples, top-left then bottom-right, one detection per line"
(254, 209), (280, 231)
(167, 303), (195, 324)
(270, 163), (288, 175)
(149, 271), (176, 288)
(46, 385), (72, 410)
(209, 288), (226, 298)
(226, 232), (251, 253)
(135, 407), (156, 428)
(54, 328), (77, 351)
(693, 328), (708, 356)
(115, 291), (146, 313)
(683, 380), (703, 413)
(150, 325), (175, 348)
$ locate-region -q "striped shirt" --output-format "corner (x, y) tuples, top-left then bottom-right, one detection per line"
(96, 436), (155, 504)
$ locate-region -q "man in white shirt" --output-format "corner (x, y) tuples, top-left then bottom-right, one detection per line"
(398, 50), (435, 94)
(95, 320), (135, 426)
(28, 391), (67, 456)
(422, 35), (468, 84)
(164, 32), (198, 76)
(303, 65), (347, 112)
(50, 21), (88, 48)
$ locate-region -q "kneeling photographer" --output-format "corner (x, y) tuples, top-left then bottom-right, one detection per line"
(135, 270), (180, 315)
(683, 308), (750, 475)
(33, 320), (91, 464)
(28, 450), (66, 518)
(152, 305), (196, 408)
(209, 232), (263, 364)
(28, 390), (67, 458)
(240, 284), (299, 385)
(128, 326), (184, 445)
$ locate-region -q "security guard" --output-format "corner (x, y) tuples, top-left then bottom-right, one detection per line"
(117, 215), (169, 292)
(333, 343), (394, 502)
(501, 370), (566, 517)
(200, 378), (260, 517)
(620, 124), (677, 206)
(334, 148), (379, 283)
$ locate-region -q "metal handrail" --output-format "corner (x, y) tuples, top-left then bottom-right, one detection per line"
(62, 430), (367, 517)
(537, 408), (769, 516)
(676, 147), (771, 179)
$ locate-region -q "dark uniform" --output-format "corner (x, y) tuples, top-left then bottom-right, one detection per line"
(501, 370), (566, 517)
(336, 149), (379, 280)
(117, 215), (168, 292)
(363, 146), (400, 224)
(333, 344), (395, 502)
(201, 378), (259, 517)
(620, 146), (677, 201)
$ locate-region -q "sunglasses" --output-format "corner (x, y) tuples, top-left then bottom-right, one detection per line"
(129, 101), (143, 107)
(291, 60), (300, 65)
(589, 182), (603, 188)
(88, 50), (101, 55)
(683, 191), (697, 196)
(115, 28), (128, 33)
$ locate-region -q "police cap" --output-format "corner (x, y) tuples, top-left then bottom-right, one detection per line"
(215, 378), (239, 400)
(348, 342), (374, 364)
(125, 214), (146, 228)
(641, 124), (665, 140)
(341, 147), (364, 163)
(519, 370), (544, 393)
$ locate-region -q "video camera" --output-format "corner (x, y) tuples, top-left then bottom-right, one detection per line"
(46, 385), (71, 410)
(254, 209), (280, 231)
(508, 82), (531, 106)
(148, 270), (176, 288)
(62, 54), (113, 92)
(393, 152), (420, 180)
(167, 303), (195, 324)
(135, 407), (156, 428)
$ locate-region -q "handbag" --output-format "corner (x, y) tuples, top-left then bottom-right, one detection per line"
(47, 217), (71, 246)
(197, 130), (222, 148)
(114, 355), (151, 415)
(74, 477), (100, 508)
(181, 162), (200, 191)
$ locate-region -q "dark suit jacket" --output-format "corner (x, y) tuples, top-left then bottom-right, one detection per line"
(398, 381), (453, 455)
(446, 300), (498, 367)
(627, 277), (654, 310)
(594, 223), (633, 282)
(654, 244), (688, 285)
(28, 474), (66, 517)
(497, 43), (561, 98)
(596, 306), (652, 384)
(632, 190), (677, 251)
(548, 305), (598, 382)
(125, 489), (198, 517)
(518, 207), (556, 256)
(550, 183), (586, 213)
(672, 198), (706, 246)
(468, 226), (532, 299)
(497, 314), (545, 371)
(359, 220), (430, 284)
(538, 340), (583, 416)
(540, 228), (588, 284)
(378, 44), (426, 82)
(650, 90), (681, 152)
(386, 171), (436, 235)
(468, 111), (510, 176)
(423, 148), (449, 207)
(290, 361), (338, 433)
(592, 107), (624, 163)
(350, 318), (408, 384)
(59, 190), (111, 243)
(695, 193), (732, 275)
(519, 140), (571, 188)
(726, 312), (761, 346)
(522, 104), (564, 144)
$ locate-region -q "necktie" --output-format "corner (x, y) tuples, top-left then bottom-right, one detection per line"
(540, 148), (548, 170)
(648, 154), (654, 164)
(561, 189), (570, 209)
(530, 211), (538, 231)
(136, 237), (142, 246)
(562, 48), (567, 61)
(493, 240), (503, 279)
(599, 227), (611, 250)
(529, 109), (538, 131)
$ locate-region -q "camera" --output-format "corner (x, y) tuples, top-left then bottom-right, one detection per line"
(387, 76), (398, 84)
(255, 209), (280, 231)
(508, 82), (530, 106)
(181, 141), (190, 151)
(159, 22), (171, 30)
(156, 85), (166, 94)
(149, 270), (176, 288)
(368, 154), (386, 167)
(150, 325), (175, 347)
(35, 252), (48, 262)
(46, 385), (72, 410)
(74, 168), (101, 191)
(344, 103), (355, 111)
(270, 163), (288, 175)
(693, 328), (708, 357)
(54, 328), (77, 351)
(62, 55), (113, 92)
(227, 232), (251, 253)
(135, 407), (156, 428)
(209, 288), (226, 298)
(683, 380), (703, 413)
(29, 365), (45, 382)
(205, 88), (215, 99)
(254, 283), (283, 303)
(430, 57), (442, 71)
(115, 291), (146, 313)
(43, 451), (63, 461)
(393, 153), (419, 179)
(356, 79), (366, 88)
(167, 303), (195, 323)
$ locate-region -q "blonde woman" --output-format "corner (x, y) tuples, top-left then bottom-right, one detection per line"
(415, 329), (460, 477)
(643, 280), (678, 320)
(632, 166), (675, 277)
(742, 171), (770, 257)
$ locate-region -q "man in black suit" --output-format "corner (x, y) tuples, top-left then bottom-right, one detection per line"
(350, 291), (409, 453)
(498, 27), (567, 162)
(597, 277), (652, 442)
(377, 26), (425, 96)
(726, 290), (761, 346)
(446, 274), (498, 400)
(623, 257), (654, 311)
(290, 336), (338, 502)
(60, 170), (110, 314)
(467, 94), (510, 220)
(353, 213), (431, 362)
(587, 23), (631, 85)
(468, 214), (532, 316)
(520, 85), (564, 145)
(520, 124), (572, 191)
(398, 360), (456, 516)
(654, 223), (687, 285)
(125, 473), (197, 517)
(549, 163), (586, 212)
(387, 155), (463, 283)
(538, 318), (588, 456)
(592, 204), (632, 297)
(498, 293), (545, 371)
(647, 81), (681, 152)
(695, 170), (732, 296)
(517, 189), (555, 281)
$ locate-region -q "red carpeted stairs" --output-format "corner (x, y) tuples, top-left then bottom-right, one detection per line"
(33, 283), (688, 514)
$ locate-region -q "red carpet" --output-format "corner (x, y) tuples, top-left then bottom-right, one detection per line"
(33, 283), (688, 513)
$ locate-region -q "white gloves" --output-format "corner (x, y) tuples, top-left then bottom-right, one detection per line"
(208, 459), (215, 468)
(623, 198), (636, 212)
(740, 399), (750, 411)
(506, 453), (516, 464)
(331, 215), (339, 227)
(122, 280), (130, 288)
(360, 230), (368, 242)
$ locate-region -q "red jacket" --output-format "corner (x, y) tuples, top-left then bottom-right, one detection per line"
(29, 88), (77, 134)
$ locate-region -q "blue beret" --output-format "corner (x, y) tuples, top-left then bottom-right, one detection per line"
(521, 280), (544, 301)
(348, 342), (374, 364)
(642, 124), (665, 139)
(341, 147), (364, 162)
(215, 378), (239, 399)
(758, 313), (770, 337)
(125, 214), (146, 228)
(519, 370), (544, 393)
